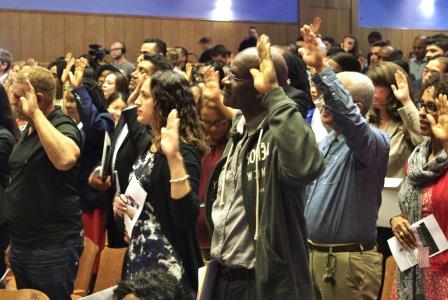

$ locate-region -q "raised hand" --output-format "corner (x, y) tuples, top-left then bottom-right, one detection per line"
(184, 62), (193, 82)
(19, 75), (41, 119)
(249, 34), (278, 96)
(311, 16), (322, 34)
(298, 25), (325, 73)
(161, 109), (180, 159)
(70, 57), (88, 88)
(61, 52), (75, 84)
(128, 74), (149, 105)
(427, 94), (448, 144)
(202, 66), (222, 103)
(391, 70), (412, 104)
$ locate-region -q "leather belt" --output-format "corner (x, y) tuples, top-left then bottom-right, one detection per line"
(308, 241), (376, 253)
(217, 263), (255, 281)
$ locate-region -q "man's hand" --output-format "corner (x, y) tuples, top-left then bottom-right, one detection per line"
(19, 75), (41, 120)
(202, 67), (222, 104)
(128, 74), (149, 105)
(298, 25), (326, 73)
(391, 70), (412, 105)
(249, 34), (278, 96)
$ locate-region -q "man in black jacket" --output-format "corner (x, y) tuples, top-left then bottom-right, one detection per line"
(205, 35), (324, 299)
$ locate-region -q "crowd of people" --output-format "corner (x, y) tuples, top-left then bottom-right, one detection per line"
(0, 18), (447, 300)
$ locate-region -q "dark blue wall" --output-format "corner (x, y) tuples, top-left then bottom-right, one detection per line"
(0, 0), (298, 23)
(359, 0), (448, 30)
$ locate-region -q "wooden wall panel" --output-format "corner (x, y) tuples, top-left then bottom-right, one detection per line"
(104, 16), (125, 48)
(0, 10), (298, 64)
(84, 15), (106, 49)
(0, 12), (21, 61)
(122, 17), (144, 62)
(64, 15), (85, 58)
(42, 14), (65, 61)
(20, 13), (43, 60)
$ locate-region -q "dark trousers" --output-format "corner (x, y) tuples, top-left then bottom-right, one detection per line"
(10, 234), (84, 300)
(376, 227), (394, 299)
(0, 223), (9, 275)
(212, 265), (256, 300)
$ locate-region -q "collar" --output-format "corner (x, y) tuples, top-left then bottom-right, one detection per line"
(246, 111), (267, 136)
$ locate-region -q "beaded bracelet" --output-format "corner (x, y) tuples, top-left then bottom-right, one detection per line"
(169, 174), (190, 183)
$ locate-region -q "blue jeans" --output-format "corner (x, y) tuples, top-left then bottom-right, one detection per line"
(10, 233), (84, 300)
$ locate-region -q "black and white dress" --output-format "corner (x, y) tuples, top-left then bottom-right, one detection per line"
(125, 150), (184, 281)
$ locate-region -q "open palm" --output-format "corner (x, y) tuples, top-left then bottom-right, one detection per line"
(298, 25), (324, 72)
(391, 70), (411, 103)
(427, 94), (448, 143)
(161, 109), (180, 158)
(249, 34), (278, 95)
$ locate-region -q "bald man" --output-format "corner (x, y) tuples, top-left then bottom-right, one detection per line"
(301, 25), (388, 300)
(205, 37), (323, 299)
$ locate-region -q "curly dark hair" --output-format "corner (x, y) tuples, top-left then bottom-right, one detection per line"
(366, 62), (409, 124)
(149, 70), (207, 154)
(113, 269), (193, 300)
(421, 73), (448, 101)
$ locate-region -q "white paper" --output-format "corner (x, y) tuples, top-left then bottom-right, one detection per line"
(80, 286), (116, 300)
(100, 131), (112, 179)
(197, 260), (218, 300)
(388, 214), (448, 271)
(377, 177), (403, 227)
(124, 176), (147, 237)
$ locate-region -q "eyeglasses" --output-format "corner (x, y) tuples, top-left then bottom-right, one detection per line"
(419, 101), (438, 113)
(200, 119), (228, 128)
(227, 70), (251, 82)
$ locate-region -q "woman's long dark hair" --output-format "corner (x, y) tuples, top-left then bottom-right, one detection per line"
(0, 85), (19, 140)
(109, 71), (129, 100)
(366, 62), (409, 124)
(150, 70), (207, 154)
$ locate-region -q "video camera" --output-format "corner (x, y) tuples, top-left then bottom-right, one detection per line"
(88, 43), (110, 61)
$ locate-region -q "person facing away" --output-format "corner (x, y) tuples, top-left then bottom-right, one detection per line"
(300, 25), (389, 300)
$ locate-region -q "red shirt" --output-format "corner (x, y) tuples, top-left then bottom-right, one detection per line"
(197, 139), (227, 250)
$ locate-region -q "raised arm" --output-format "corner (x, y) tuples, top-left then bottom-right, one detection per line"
(252, 35), (324, 184)
(300, 25), (389, 165)
(392, 70), (423, 146)
(20, 78), (80, 171)
(161, 110), (200, 227)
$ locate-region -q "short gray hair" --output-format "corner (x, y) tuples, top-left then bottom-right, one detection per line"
(336, 71), (374, 116)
